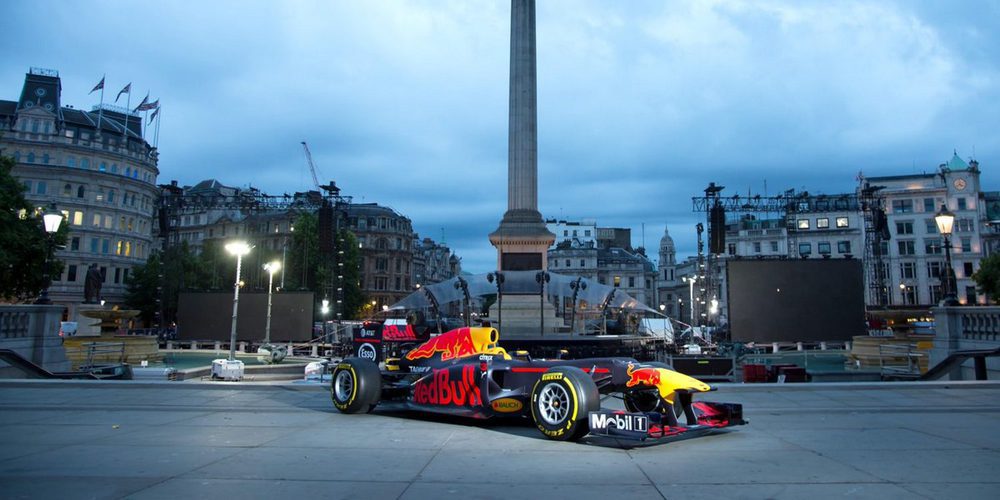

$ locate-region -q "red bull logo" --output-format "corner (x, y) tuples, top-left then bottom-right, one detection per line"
(413, 365), (483, 406)
(625, 363), (662, 389)
(383, 324), (420, 341)
(404, 327), (501, 361)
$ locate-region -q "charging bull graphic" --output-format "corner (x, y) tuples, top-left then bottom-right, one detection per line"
(404, 327), (508, 362)
(626, 363), (662, 389)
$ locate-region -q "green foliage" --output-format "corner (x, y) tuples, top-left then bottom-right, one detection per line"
(340, 229), (364, 319)
(125, 241), (207, 326)
(0, 155), (66, 301)
(972, 253), (1000, 304)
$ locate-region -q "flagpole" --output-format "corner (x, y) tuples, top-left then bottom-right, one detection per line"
(96, 74), (105, 132)
(154, 107), (161, 149)
(123, 90), (131, 144)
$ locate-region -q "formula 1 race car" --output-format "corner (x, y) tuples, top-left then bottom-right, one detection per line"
(331, 326), (745, 442)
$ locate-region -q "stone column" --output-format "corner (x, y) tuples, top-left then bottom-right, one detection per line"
(489, 0), (555, 272)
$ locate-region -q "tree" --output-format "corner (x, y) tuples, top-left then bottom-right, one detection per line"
(283, 211), (366, 319)
(0, 155), (66, 301)
(125, 241), (206, 326)
(972, 253), (1000, 304)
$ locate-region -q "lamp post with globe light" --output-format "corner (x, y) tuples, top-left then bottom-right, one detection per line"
(225, 241), (251, 361)
(935, 205), (959, 306)
(35, 204), (64, 305)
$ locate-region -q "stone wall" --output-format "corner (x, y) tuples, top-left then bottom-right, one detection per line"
(0, 305), (71, 374)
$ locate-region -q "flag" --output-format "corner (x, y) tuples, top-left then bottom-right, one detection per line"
(148, 106), (160, 124)
(132, 93), (149, 113)
(137, 99), (158, 112)
(115, 83), (131, 103)
(89, 76), (105, 94)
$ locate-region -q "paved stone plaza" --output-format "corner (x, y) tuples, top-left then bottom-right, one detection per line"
(0, 379), (998, 499)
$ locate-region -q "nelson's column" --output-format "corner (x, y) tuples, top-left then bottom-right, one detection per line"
(488, 0), (560, 336)
(488, 0), (555, 270)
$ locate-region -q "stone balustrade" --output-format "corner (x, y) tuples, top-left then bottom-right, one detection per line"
(932, 305), (1000, 380)
(0, 305), (71, 373)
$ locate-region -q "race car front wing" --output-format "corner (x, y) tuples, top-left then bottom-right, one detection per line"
(588, 401), (746, 442)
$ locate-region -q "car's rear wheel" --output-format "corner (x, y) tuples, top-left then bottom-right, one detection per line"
(530, 366), (599, 441)
(331, 357), (381, 414)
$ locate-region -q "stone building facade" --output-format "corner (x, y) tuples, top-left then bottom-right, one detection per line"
(0, 68), (159, 315)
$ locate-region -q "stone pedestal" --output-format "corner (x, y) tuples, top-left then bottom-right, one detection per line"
(72, 304), (105, 337)
(488, 294), (565, 337)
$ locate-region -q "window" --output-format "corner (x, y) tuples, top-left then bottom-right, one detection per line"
(628, 276), (635, 287)
(90, 238), (98, 253)
(96, 190), (104, 202)
(27, 152), (35, 163)
(895, 221), (913, 235)
(99, 162), (106, 172)
(753, 242), (761, 253)
(375, 258), (388, 271)
(924, 198), (936, 212)
(81, 158), (90, 169)
(898, 241), (915, 255)
(927, 261), (943, 278)
(585, 230), (591, 237)
(613, 276), (621, 287)
(924, 238), (942, 255)
(101, 239), (110, 254)
(42, 153), (49, 164)
(901, 285), (916, 305)
(63, 183), (72, 196)
(966, 286), (977, 304)
(770, 241), (779, 252)
(817, 218), (829, 229)
(114, 268), (121, 284)
(572, 230), (578, 237)
(836, 217), (849, 228)
(964, 262), (974, 277)
(892, 199), (913, 214)
(579, 259), (585, 267)
(957, 218), (975, 232)
(818, 242), (831, 254)
(925, 219), (938, 234)
(929, 285), (942, 304)
(837, 241), (851, 253)
(961, 238), (972, 253)
(565, 259), (570, 267)
(104, 215), (112, 229)
(957, 198), (967, 210)
(77, 186), (85, 198)
(900, 262), (916, 279)
(878, 241), (889, 256)
(72, 211), (83, 225)
(107, 190), (115, 204)
(67, 265), (77, 282)
(36, 181), (46, 194)
(798, 243), (812, 255)
(797, 219), (810, 230)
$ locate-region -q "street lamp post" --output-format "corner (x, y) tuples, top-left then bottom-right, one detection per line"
(535, 271), (549, 336)
(35, 205), (63, 304)
(659, 304), (667, 337)
(225, 241), (251, 361)
(935, 205), (959, 306)
(569, 277), (586, 334)
(683, 276), (696, 326)
(263, 261), (281, 345)
(487, 272), (504, 331)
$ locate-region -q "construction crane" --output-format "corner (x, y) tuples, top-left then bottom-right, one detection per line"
(301, 141), (340, 195)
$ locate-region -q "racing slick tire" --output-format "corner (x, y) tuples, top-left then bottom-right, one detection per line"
(530, 366), (599, 441)
(331, 357), (382, 414)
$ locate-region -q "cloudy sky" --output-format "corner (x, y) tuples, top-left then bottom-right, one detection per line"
(3, 0), (998, 272)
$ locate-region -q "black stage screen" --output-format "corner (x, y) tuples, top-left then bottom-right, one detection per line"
(727, 259), (864, 343)
(177, 291), (314, 342)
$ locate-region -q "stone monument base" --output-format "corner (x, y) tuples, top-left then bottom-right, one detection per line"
(487, 294), (567, 338)
(72, 303), (105, 337)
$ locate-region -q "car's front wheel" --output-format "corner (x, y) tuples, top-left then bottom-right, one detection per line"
(530, 366), (599, 441)
(331, 357), (381, 414)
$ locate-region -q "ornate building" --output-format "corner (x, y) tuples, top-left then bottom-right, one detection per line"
(0, 68), (159, 315)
